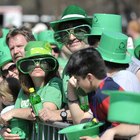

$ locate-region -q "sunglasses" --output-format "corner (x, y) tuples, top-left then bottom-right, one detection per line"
(1, 64), (16, 78)
(18, 57), (57, 74)
(54, 24), (91, 45)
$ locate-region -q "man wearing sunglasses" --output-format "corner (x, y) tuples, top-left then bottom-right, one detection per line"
(36, 5), (93, 123)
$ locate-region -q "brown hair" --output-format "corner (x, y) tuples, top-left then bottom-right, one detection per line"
(0, 77), (20, 103)
(6, 26), (35, 46)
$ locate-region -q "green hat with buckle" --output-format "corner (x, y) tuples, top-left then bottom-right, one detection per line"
(97, 31), (131, 64)
(16, 41), (59, 71)
(0, 38), (12, 67)
(88, 13), (122, 37)
(50, 5), (92, 31)
(37, 30), (63, 49)
(103, 90), (140, 124)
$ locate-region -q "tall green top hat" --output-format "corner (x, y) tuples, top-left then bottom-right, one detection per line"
(103, 90), (140, 124)
(50, 5), (92, 31)
(16, 41), (59, 71)
(0, 38), (12, 67)
(87, 13), (122, 37)
(97, 31), (131, 64)
(37, 30), (62, 49)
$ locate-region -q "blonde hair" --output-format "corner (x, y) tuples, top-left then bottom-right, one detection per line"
(128, 20), (140, 33)
(0, 78), (20, 103)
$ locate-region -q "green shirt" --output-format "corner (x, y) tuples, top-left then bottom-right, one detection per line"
(14, 77), (63, 109)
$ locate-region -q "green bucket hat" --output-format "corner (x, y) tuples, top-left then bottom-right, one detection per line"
(97, 31), (131, 64)
(59, 122), (103, 140)
(87, 13), (122, 37)
(37, 30), (63, 49)
(16, 41), (59, 72)
(0, 38), (12, 67)
(50, 5), (92, 31)
(103, 90), (140, 124)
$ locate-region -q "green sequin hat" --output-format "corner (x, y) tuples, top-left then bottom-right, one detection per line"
(97, 31), (131, 64)
(50, 5), (92, 31)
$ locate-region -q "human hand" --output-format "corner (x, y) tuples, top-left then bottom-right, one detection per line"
(100, 129), (115, 140)
(0, 127), (20, 140)
(38, 108), (60, 122)
(67, 76), (78, 100)
(80, 136), (100, 140)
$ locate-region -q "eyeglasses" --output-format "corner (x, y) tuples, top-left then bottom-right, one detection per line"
(52, 47), (60, 53)
(54, 24), (91, 45)
(18, 57), (58, 74)
(1, 64), (16, 77)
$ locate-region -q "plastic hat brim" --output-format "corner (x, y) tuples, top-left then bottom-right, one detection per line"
(50, 17), (92, 31)
(59, 122), (103, 140)
(103, 90), (140, 124)
(97, 47), (131, 64)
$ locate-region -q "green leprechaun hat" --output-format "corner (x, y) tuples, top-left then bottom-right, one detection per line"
(16, 41), (59, 73)
(103, 90), (140, 124)
(97, 31), (131, 64)
(134, 43), (140, 60)
(37, 30), (63, 49)
(88, 13), (122, 36)
(59, 121), (103, 140)
(50, 5), (92, 31)
(0, 38), (12, 67)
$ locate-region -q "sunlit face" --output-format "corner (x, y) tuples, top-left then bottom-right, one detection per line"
(8, 34), (27, 63)
(2, 62), (18, 79)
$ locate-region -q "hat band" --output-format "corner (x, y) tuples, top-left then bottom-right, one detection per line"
(61, 14), (85, 19)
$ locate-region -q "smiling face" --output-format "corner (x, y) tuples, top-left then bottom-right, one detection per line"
(8, 34), (27, 63)
(2, 62), (18, 79)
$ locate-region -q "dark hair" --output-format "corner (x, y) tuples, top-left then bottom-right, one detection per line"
(6, 26), (35, 45)
(66, 47), (107, 79)
(104, 61), (129, 71)
(58, 19), (91, 30)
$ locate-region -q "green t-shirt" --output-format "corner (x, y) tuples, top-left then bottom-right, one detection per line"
(14, 77), (63, 109)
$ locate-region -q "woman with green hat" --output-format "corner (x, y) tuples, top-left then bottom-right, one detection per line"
(0, 41), (63, 139)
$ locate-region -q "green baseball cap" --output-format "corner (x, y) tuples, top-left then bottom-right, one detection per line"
(50, 5), (92, 31)
(0, 38), (12, 67)
(97, 31), (131, 64)
(103, 90), (140, 124)
(16, 41), (59, 71)
(87, 13), (122, 37)
(37, 30), (63, 49)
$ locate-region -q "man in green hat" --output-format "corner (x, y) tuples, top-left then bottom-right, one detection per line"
(37, 5), (93, 123)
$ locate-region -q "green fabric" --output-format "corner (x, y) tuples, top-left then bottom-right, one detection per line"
(14, 77), (63, 109)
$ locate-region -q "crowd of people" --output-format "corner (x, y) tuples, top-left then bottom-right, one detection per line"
(0, 4), (140, 140)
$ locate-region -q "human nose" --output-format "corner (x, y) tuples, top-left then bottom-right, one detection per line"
(13, 46), (20, 54)
(69, 33), (76, 40)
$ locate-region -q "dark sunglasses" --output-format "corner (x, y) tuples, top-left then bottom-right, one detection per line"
(1, 64), (16, 77)
(18, 57), (57, 74)
(52, 47), (60, 53)
(54, 24), (91, 45)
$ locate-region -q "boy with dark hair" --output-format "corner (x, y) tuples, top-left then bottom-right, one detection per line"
(66, 47), (123, 130)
